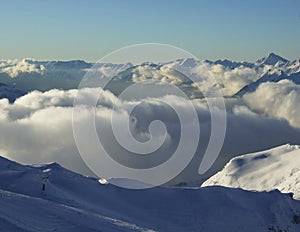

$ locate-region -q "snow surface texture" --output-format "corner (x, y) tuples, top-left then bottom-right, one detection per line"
(0, 156), (300, 232)
(202, 144), (300, 200)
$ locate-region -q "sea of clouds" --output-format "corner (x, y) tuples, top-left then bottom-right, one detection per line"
(0, 80), (299, 184)
(0, 58), (300, 184)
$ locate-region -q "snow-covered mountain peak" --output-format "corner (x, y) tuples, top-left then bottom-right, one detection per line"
(177, 57), (201, 68)
(257, 52), (289, 66)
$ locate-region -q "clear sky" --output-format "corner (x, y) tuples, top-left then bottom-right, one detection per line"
(1, 0), (300, 62)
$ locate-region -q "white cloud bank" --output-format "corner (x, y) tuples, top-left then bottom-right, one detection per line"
(243, 80), (300, 128)
(0, 78), (300, 184)
(191, 63), (260, 96)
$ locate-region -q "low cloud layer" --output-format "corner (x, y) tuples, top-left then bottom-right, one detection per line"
(191, 62), (260, 96)
(1, 55), (300, 184)
(1, 79), (300, 184)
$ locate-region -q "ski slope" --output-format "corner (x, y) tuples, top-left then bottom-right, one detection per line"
(0, 156), (300, 231)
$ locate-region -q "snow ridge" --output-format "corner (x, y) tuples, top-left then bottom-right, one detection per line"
(0, 155), (300, 231)
(202, 144), (300, 200)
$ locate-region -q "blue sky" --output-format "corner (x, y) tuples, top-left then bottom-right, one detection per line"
(0, 0), (300, 61)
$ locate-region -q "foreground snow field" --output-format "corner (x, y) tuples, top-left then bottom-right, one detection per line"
(0, 156), (300, 231)
(203, 144), (300, 200)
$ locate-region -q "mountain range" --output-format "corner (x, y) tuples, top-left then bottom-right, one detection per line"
(0, 53), (299, 98)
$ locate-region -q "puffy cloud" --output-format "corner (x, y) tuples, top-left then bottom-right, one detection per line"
(183, 62), (261, 96)
(243, 80), (300, 128)
(163, 61), (260, 96)
(0, 84), (300, 185)
(0, 59), (45, 78)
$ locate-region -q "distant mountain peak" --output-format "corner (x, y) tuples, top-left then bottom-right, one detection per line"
(257, 53), (288, 66)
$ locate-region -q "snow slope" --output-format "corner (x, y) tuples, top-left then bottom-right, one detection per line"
(0, 82), (26, 103)
(202, 144), (300, 200)
(0, 156), (300, 231)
